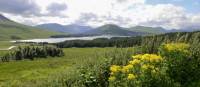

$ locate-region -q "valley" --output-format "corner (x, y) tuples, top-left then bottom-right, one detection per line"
(0, 0), (200, 86)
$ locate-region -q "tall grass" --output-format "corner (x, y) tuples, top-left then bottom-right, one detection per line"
(0, 47), (137, 87)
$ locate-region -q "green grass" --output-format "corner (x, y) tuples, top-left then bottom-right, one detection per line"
(0, 41), (13, 56)
(0, 47), (135, 87)
(0, 41), (12, 48)
(0, 20), (61, 40)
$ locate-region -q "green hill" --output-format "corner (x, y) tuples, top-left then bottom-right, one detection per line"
(0, 15), (61, 41)
(127, 26), (166, 34)
(84, 24), (146, 36)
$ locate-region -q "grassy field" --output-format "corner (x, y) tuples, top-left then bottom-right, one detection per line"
(0, 41), (13, 48)
(0, 47), (135, 87)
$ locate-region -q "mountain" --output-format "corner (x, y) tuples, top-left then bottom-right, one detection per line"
(127, 26), (166, 34)
(83, 24), (145, 36)
(36, 23), (67, 33)
(0, 14), (10, 21)
(36, 23), (92, 34)
(0, 14), (60, 40)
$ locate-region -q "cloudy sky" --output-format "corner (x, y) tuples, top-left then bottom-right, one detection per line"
(0, 0), (200, 29)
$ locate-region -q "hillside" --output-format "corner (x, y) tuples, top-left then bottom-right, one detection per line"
(36, 23), (168, 36)
(83, 24), (146, 36)
(36, 23), (92, 34)
(0, 14), (60, 40)
(127, 26), (166, 34)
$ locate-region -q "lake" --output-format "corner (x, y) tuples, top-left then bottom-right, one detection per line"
(11, 35), (129, 43)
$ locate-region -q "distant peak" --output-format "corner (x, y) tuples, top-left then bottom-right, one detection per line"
(0, 14), (10, 21)
(100, 24), (121, 28)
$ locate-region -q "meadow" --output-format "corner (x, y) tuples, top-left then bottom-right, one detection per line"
(0, 47), (136, 87)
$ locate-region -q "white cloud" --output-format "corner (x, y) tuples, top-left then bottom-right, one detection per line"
(2, 0), (200, 29)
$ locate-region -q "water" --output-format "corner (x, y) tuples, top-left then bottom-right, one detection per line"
(11, 35), (129, 43)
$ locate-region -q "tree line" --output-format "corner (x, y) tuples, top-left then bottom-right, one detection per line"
(55, 31), (200, 58)
(55, 37), (142, 48)
(1, 46), (64, 62)
(56, 31), (200, 53)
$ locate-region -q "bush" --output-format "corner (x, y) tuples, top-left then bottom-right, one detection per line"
(1, 46), (64, 62)
(159, 43), (200, 86)
(68, 48), (136, 87)
(108, 54), (178, 87)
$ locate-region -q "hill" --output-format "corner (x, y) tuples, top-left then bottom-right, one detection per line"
(127, 26), (166, 34)
(36, 23), (168, 36)
(82, 24), (146, 36)
(0, 14), (60, 40)
(36, 23), (92, 34)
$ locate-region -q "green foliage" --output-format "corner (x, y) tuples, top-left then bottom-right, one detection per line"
(141, 31), (200, 53)
(108, 54), (179, 87)
(68, 47), (136, 87)
(159, 43), (200, 87)
(0, 48), (135, 87)
(1, 46), (64, 62)
(56, 37), (142, 48)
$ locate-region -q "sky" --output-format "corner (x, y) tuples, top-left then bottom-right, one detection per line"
(0, 0), (200, 29)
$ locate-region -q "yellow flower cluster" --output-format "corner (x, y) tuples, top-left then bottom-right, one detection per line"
(110, 65), (121, 73)
(164, 43), (189, 52)
(109, 76), (116, 81)
(141, 64), (155, 70)
(132, 54), (162, 63)
(121, 64), (133, 73)
(127, 74), (136, 80)
(109, 54), (163, 82)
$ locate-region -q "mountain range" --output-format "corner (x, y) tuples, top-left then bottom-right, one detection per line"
(36, 23), (167, 36)
(36, 23), (92, 34)
(0, 13), (199, 40)
(37, 23), (200, 36)
(0, 14), (60, 40)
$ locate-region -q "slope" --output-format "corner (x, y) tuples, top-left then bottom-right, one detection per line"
(83, 24), (146, 36)
(0, 14), (60, 40)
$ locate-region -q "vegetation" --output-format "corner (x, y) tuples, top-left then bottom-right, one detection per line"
(0, 46), (64, 62)
(0, 31), (199, 87)
(109, 54), (178, 87)
(0, 47), (135, 87)
(56, 31), (200, 49)
(56, 37), (142, 48)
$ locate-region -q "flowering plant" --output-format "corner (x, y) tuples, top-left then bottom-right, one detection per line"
(108, 54), (174, 87)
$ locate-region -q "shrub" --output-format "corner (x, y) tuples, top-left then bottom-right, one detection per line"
(159, 43), (199, 86)
(108, 54), (178, 87)
(72, 48), (136, 87)
(1, 46), (64, 62)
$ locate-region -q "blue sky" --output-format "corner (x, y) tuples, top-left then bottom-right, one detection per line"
(147, 0), (200, 13)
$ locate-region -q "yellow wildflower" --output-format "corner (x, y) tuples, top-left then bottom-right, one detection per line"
(121, 64), (133, 73)
(132, 54), (142, 59)
(141, 64), (148, 70)
(141, 54), (150, 61)
(164, 43), (189, 52)
(141, 64), (154, 70)
(127, 74), (136, 80)
(149, 54), (162, 62)
(129, 59), (140, 65)
(109, 76), (116, 81)
(110, 65), (121, 73)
